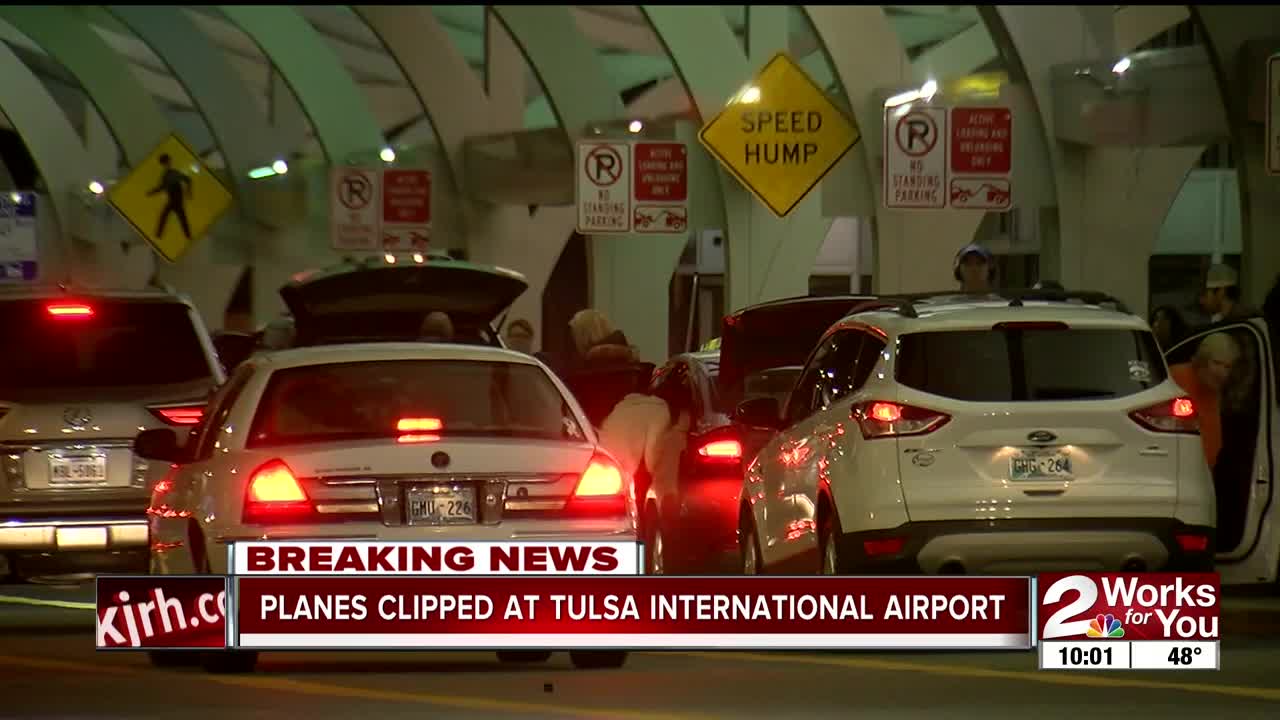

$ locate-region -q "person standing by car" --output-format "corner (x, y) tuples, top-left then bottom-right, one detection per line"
(1169, 332), (1240, 469)
(503, 318), (535, 354)
(1199, 264), (1255, 325)
(418, 311), (455, 342)
(954, 243), (996, 294)
(559, 309), (652, 427)
(1149, 305), (1190, 350)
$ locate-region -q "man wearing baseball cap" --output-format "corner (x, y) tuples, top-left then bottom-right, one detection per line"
(1200, 263), (1254, 324)
(954, 243), (996, 294)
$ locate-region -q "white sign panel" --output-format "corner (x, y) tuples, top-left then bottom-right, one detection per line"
(330, 167), (380, 251)
(883, 106), (947, 209)
(1268, 53), (1280, 176)
(0, 192), (38, 282)
(576, 141), (631, 234)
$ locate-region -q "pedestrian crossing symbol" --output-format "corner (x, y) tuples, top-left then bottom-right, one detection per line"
(107, 133), (233, 263)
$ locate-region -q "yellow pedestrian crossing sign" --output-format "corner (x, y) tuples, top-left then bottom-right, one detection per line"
(107, 133), (233, 263)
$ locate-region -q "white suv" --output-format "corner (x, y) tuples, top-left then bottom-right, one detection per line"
(735, 292), (1216, 577)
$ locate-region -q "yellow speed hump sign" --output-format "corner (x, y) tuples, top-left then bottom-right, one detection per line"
(698, 52), (860, 217)
(107, 133), (233, 263)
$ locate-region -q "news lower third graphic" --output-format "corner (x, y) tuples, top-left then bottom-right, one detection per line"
(1037, 572), (1221, 670)
(91, 541), (1222, 669)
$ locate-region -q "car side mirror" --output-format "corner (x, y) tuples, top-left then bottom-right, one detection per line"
(734, 396), (784, 429)
(135, 428), (186, 464)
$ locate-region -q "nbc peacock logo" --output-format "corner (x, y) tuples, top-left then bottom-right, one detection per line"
(1086, 613), (1125, 638)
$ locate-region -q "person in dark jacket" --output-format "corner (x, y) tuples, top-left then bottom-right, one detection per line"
(560, 309), (651, 427)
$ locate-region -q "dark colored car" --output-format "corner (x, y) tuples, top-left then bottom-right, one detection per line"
(638, 294), (877, 574)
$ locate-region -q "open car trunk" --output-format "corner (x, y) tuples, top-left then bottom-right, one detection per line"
(717, 295), (878, 410)
(279, 260), (528, 347)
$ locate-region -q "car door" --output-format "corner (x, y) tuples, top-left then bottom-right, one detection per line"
(755, 334), (858, 568)
(1165, 319), (1278, 583)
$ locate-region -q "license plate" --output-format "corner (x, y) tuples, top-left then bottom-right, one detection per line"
(1009, 451), (1073, 481)
(406, 485), (477, 525)
(49, 455), (108, 486)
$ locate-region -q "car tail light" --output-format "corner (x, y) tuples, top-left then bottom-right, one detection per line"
(567, 452), (627, 515)
(396, 416), (442, 443)
(242, 459), (313, 524)
(851, 401), (950, 439)
(1175, 532), (1209, 553)
(148, 403), (206, 426)
(1129, 397), (1198, 434)
(46, 303), (93, 318)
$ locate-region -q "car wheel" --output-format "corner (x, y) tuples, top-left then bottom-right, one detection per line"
(569, 651), (627, 670)
(646, 520), (666, 575)
(496, 650), (553, 664)
(201, 651), (259, 674)
(740, 513), (763, 575)
(819, 510), (843, 576)
(148, 651), (201, 668)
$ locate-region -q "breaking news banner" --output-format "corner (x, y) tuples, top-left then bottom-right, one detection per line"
(1036, 573), (1220, 671)
(95, 575), (228, 650)
(230, 540), (642, 575)
(230, 575), (1032, 650)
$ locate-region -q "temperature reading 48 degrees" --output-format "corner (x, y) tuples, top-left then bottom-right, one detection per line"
(1168, 646), (1203, 665)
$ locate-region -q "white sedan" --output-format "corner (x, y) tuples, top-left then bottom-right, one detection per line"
(137, 342), (637, 672)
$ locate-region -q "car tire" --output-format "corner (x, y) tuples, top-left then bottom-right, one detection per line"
(496, 650), (553, 664)
(148, 651), (201, 668)
(569, 651), (627, 670)
(645, 513), (666, 575)
(201, 650), (259, 674)
(818, 507), (843, 576)
(740, 511), (763, 575)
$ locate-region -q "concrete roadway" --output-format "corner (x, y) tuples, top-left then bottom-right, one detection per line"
(2, 581), (1278, 720)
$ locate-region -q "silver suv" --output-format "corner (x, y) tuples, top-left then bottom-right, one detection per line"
(0, 286), (222, 578)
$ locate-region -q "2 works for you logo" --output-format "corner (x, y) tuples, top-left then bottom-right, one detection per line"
(1037, 573), (1219, 642)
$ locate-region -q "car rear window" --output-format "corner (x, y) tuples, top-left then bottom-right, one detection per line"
(0, 298), (212, 391)
(247, 360), (586, 448)
(896, 327), (1166, 402)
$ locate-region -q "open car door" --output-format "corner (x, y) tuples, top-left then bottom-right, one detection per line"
(280, 258), (528, 347)
(1165, 317), (1279, 584)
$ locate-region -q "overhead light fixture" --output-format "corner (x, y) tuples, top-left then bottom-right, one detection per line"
(9, 192), (21, 203)
(1112, 57), (1131, 74)
(885, 79), (940, 108)
(271, 160), (289, 175)
(87, 181), (105, 195)
(412, 253), (424, 264)
(380, 147), (396, 163)
(384, 253), (396, 264)
(628, 120), (643, 133)
(247, 166), (275, 179)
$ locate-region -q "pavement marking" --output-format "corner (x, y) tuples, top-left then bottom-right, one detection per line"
(670, 651), (1280, 703)
(0, 594), (96, 610)
(0, 653), (710, 720)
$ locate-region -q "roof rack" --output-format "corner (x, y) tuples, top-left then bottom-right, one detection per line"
(851, 289), (1131, 319)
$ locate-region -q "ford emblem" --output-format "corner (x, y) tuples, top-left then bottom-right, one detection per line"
(1027, 430), (1057, 443)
